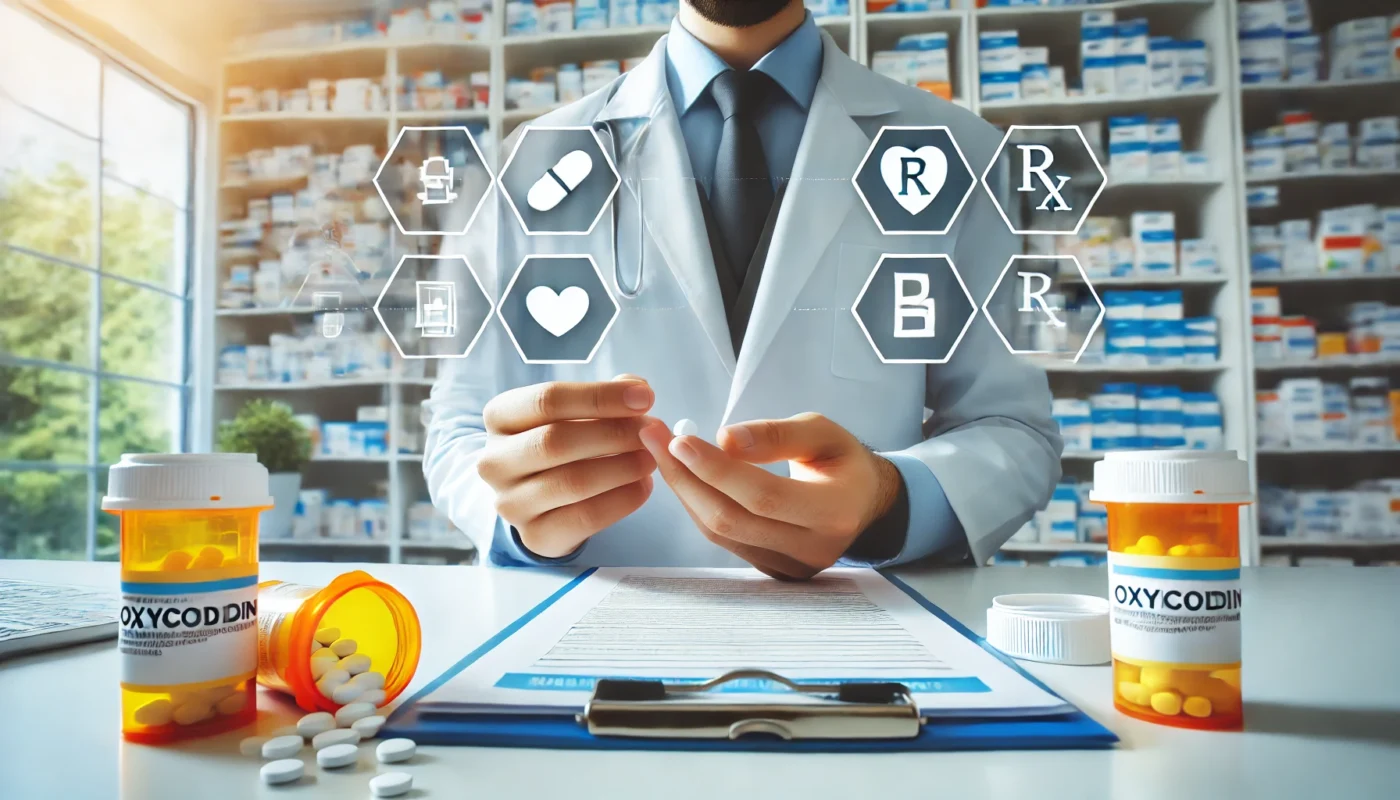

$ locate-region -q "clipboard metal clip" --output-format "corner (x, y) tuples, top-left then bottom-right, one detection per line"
(578, 669), (921, 741)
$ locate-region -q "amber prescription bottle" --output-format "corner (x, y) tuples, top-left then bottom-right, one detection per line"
(1091, 450), (1251, 731)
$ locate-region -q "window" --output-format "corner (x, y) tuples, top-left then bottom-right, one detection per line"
(0, 3), (194, 561)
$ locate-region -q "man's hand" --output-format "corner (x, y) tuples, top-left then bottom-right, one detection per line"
(638, 413), (901, 580)
(479, 378), (658, 558)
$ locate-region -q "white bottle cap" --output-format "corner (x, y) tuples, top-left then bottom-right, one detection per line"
(1089, 449), (1252, 505)
(102, 453), (272, 511)
(986, 594), (1110, 666)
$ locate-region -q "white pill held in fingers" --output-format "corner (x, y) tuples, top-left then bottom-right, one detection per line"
(316, 742), (358, 770)
(359, 688), (387, 707)
(370, 772), (414, 798)
(239, 736), (269, 757)
(313, 627), (340, 646)
(311, 728), (360, 750)
(329, 638), (357, 657)
(261, 735), (304, 760)
(351, 715), (385, 738)
(260, 759), (304, 786)
(334, 701), (376, 727)
(672, 418), (699, 438)
(338, 653), (371, 675)
(133, 699), (173, 726)
(526, 149), (594, 212)
(376, 738), (416, 764)
(331, 681), (364, 704)
(296, 711), (336, 738)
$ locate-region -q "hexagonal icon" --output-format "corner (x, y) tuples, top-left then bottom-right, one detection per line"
(498, 254), (619, 364)
(373, 126), (494, 236)
(980, 255), (1104, 364)
(853, 126), (977, 236)
(981, 125), (1107, 236)
(373, 255), (494, 360)
(498, 126), (620, 236)
(851, 254), (977, 364)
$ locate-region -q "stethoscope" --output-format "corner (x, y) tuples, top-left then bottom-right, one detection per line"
(592, 96), (664, 300)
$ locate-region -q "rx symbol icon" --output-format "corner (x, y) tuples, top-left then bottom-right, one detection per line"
(1016, 144), (1072, 212)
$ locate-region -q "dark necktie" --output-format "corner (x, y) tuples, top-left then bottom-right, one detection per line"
(708, 69), (776, 286)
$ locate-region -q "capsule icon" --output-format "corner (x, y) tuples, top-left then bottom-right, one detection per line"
(527, 149), (594, 212)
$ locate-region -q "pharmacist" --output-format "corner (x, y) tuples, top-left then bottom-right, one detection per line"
(424, 0), (1061, 578)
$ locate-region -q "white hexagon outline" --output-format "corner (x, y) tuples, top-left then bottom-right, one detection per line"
(497, 253), (620, 365)
(850, 253), (977, 365)
(372, 254), (495, 361)
(373, 126), (495, 236)
(979, 254), (1104, 365)
(498, 125), (621, 237)
(979, 124), (1107, 237)
(852, 125), (978, 237)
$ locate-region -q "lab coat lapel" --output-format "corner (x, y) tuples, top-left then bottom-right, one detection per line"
(723, 35), (896, 422)
(596, 40), (738, 376)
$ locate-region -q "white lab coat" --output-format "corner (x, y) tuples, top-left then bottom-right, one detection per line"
(425, 31), (1062, 567)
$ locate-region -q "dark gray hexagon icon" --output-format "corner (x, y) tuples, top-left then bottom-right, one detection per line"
(981, 255), (1104, 364)
(853, 126), (977, 236)
(852, 254), (976, 364)
(499, 126), (620, 236)
(374, 126), (493, 236)
(373, 255), (493, 360)
(982, 125), (1107, 236)
(498, 255), (619, 364)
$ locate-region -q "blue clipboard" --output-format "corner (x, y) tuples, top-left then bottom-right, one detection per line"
(383, 570), (1119, 752)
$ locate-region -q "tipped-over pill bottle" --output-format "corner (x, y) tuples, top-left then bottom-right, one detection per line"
(256, 571), (421, 713)
(1091, 450), (1252, 731)
(103, 454), (270, 743)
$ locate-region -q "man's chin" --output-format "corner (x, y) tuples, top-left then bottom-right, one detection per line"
(685, 0), (794, 28)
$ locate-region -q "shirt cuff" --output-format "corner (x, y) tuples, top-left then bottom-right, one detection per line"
(486, 517), (586, 567)
(839, 453), (964, 568)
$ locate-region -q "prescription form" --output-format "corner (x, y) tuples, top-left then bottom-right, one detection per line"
(428, 568), (1070, 718)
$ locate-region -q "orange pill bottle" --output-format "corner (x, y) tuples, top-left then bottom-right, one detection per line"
(104, 454), (271, 743)
(1091, 450), (1252, 731)
(255, 572), (422, 713)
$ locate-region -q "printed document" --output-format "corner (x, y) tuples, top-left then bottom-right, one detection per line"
(431, 568), (1069, 718)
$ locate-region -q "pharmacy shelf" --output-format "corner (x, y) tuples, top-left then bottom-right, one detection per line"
(1250, 271), (1400, 285)
(1256, 355), (1400, 373)
(1043, 362), (1226, 374)
(980, 87), (1221, 120)
(220, 111), (392, 123)
(1257, 444), (1400, 456)
(1240, 75), (1400, 96)
(1061, 274), (1229, 287)
(501, 23), (670, 48)
(395, 109), (490, 123)
(1002, 541), (1107, 553)
(260, 539), (389, 549)
(1260, 538), (1400, 552)
(1244, 167), (1400, 186)
(1062, 450), (1109, 461)
(215, 305), (319, 317)
(310, 456), (396, 465)
(224, 36), (491, 66)
(401, 540), (476, 552)
(215, 377), (418, 391)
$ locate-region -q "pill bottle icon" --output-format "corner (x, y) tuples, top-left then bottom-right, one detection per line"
(1091, 450), (1252, 731)
(255, 572), (421, 714)
(104, 454), (271, 743)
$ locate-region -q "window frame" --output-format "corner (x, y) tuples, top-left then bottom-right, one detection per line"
(0, 1), (201, 561)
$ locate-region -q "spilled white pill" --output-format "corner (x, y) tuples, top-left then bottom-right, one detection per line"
(311, 728), (360, 751)
(262, 735), (304, 760)
(315, 742), (359, 770)
(335, 701), (376, 727)
(370, 772), (414, 798)
(351, 715), (385, 739)
(376, 738), (416, 764)
(329, 638), (357, 658)
(526, 149), (594, 212)
(331, 681), (364, 705)
(313, 627), (340, 645)
(338, 653), (371, 675)
(239, 736), (269, 757)
(296, 711), (336, 738)
(260, 758), (304, 786)
(133, 699), (173, 726)
(320, 668), (350, 687)
(672, 418), (699, 438)
(359, 689), (387, 707)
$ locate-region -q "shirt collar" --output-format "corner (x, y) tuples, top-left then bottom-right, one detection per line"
(665, 12), (822, 115)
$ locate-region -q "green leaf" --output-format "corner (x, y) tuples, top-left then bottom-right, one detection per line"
(216, 399), (312, 474)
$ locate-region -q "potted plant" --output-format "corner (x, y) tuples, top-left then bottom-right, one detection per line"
(218, 399), (312, 540)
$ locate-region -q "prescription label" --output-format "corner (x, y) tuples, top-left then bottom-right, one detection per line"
(1108, 553), (1242, 666)
(119, 578), (258, 687)
(255, 581), (319, 688)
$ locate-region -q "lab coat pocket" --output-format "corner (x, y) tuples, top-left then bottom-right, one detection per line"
(831, 244), (888, 383)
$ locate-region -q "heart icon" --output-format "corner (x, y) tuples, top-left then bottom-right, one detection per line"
(525, 285), (590, 337)
(879, 145), (948, 216)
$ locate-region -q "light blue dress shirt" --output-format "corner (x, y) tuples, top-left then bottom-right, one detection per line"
(491, 14), (965, 569)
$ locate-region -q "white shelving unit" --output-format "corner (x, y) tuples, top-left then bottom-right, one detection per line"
(209, 0), (1397, 567)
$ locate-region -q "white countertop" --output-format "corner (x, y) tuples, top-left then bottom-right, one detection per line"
(1, 561), (1397, 800)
